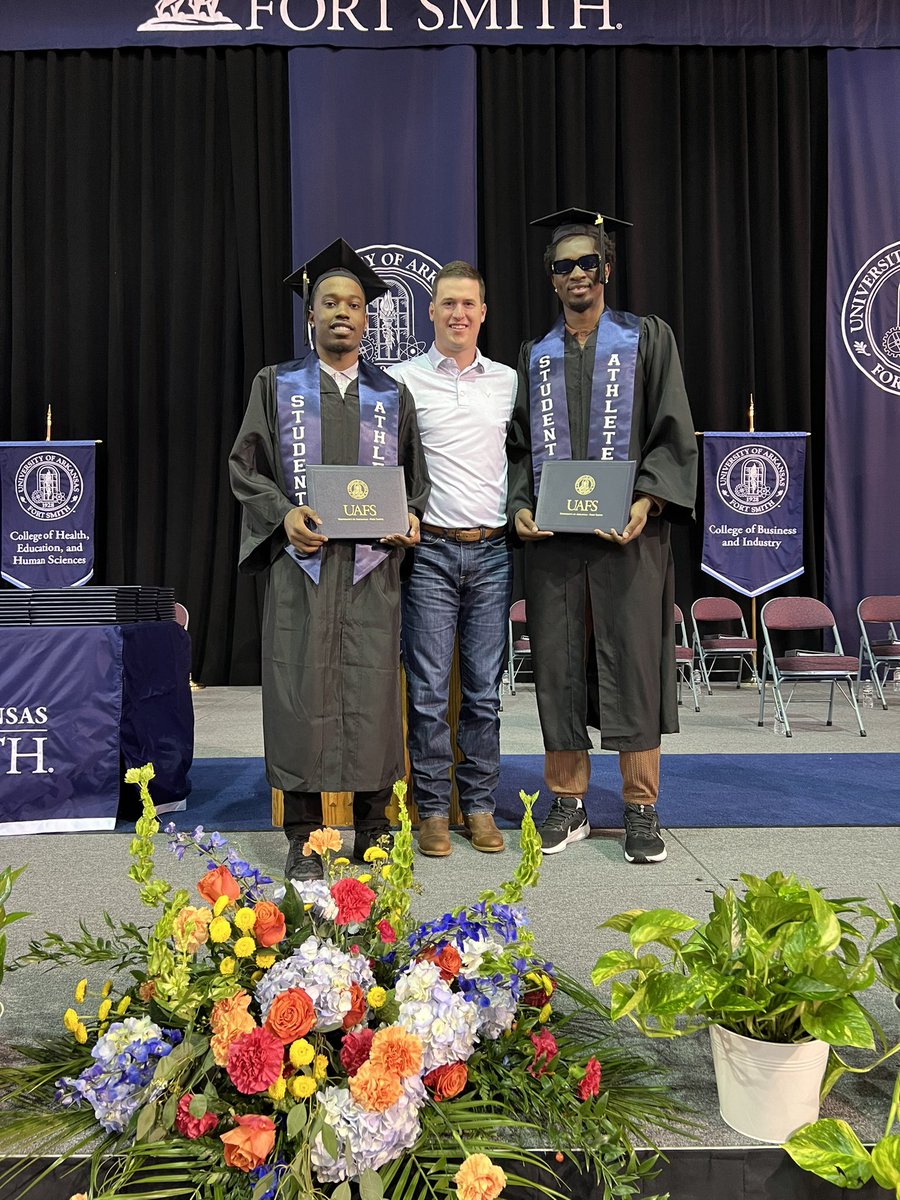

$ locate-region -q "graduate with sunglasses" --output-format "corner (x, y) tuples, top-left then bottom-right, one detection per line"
(506, 208), (697, 865)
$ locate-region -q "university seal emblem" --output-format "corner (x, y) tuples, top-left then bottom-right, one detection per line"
(841, 239), (900, 397)
(358, 245), (442, 367)
(715, 444), (789, 517)
(15, 453), (85, 521)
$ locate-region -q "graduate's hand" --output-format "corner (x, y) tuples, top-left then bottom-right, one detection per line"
(284, 506), (328, 554)
(515, 508), (553, 540)
(595, 495), (652, 545)
(381, 512), (420, 548)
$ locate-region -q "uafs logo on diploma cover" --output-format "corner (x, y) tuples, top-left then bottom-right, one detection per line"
(15, 453), (84, 522)
(716, 444), (789, 517)
(358, 245), (442, 367)
(841, 239), (900, 397)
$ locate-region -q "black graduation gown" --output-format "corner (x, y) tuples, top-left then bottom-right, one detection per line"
(507, 315), (697, 753)
(229, 363), (430, 792)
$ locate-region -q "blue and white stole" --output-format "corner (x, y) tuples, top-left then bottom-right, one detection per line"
(528, 307), (640, 494)
(276, 354), (401, 585)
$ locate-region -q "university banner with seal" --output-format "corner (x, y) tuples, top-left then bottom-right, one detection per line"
(0, 441), (96, 589)
(288, 46), (476, 360)
(701, 433), (806, 599)
(825, 49), (900, 645)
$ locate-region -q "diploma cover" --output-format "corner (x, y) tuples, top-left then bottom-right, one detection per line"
(306, 465), (408, 539)
(534, 460), (636, 533)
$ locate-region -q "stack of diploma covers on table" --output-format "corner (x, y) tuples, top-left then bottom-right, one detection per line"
(535, 460), (636, 533)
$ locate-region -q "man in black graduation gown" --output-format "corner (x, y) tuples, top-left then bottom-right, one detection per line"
(507, 209), (697, 864)
(229, 240), (430, 881)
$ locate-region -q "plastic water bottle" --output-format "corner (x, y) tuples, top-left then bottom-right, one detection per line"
(773, 712), (785, 736)
(693, 668), (702, 685)
(892, 668), (900, 695)
(860, 681), (875, 710)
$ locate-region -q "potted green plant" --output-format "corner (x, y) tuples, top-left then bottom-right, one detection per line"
(591, 871), (900, 1143)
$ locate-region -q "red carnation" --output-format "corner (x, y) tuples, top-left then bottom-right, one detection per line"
(174, 1093), (219, 1139)
(340, 1027), (375, 1076)
(578, 1056), (602, 1101)
(377, 919), (397, 944)
(330, 878), (376, 924)
(226, 1026), (285, 1094)
(528, 1028), (558, 1078)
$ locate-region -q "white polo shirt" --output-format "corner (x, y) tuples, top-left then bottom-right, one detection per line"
(387, 344), (517, 528)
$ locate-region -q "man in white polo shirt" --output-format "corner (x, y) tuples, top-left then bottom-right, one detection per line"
(388, 262), (517, 858)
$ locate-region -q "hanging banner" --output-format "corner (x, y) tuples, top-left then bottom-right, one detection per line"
(0, 441), (96, 589)
(825, 49), (900, 647)
(288, 47), (477, 359)
(701, 433), (806, 598)
(0, 626), (122, 833)
(0, 0), (897, 51)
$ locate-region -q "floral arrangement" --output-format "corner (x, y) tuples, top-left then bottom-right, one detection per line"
(0, 765), (682, 1200)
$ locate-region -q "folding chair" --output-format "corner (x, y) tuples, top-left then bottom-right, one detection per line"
(691, 596), (759, 694)
(674, 603), (701, 712)
(758, 596), (866, 737)
(506, 599), (530, 697)
(857, 595), (900, 710)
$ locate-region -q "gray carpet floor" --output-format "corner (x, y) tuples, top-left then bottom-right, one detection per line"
(1, 683), (898, 1151)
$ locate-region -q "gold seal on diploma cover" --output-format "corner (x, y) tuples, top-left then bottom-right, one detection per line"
(347, 479), (369, 500)
(574, 474), (596, 496)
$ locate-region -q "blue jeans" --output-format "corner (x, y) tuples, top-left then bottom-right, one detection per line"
(402, 532), (512, 820)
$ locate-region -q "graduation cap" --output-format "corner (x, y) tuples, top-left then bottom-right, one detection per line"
(531, 207), (633, 277)
(284, 237), (390, 312)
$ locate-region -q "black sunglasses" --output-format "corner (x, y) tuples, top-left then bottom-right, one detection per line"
(551, 253), (602, 275)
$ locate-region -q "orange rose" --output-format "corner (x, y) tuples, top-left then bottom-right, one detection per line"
(348, 1060), (403, 1112)
(342, 982), (367, 1031)
(454, 1153), (507, 1200)
(369, 1026), (423, 1078)
(253, 900), (286, 948)
(265, 987), (316, 1043)
(303, 828), (343, 857)
(197, 865), (240, 905)
(424, 1061), (468, 1101)
(420, 944), (462, 981)
(220, 1113), (276, 1172)
(210, 990), (256, 1067)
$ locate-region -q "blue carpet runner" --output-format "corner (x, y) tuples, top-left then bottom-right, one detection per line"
(129, 754), (900, 831)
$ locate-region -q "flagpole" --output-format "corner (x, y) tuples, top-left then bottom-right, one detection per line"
(748, 394), (757, 642)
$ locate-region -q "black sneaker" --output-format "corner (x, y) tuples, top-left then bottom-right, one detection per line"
(353, 827), (393, 863)
(285, 837), (324, 882)
(538, 796), (590, 854)
(623, 805), (667, 864)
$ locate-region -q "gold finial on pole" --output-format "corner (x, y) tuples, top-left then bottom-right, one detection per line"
(748, 393), (755, 434)
(45, 405), (52, 442)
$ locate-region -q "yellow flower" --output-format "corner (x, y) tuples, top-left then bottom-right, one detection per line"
(208, 916), (232, 943)
(363, 846), (388, 863)
(234, 907), (256, 933)
(289, 1075), (317, 1100)
(267, 1073), (287, 1101)
(313, 1054), (328, 1081)
(100, 980), (113, 998)
(380, 864), (392, 880)
(539, 1002), (552, 1024)
(256, 952), (276, 969)
(334, 857), (350, 867)
(251, 970), (264, 984)
(116, 996), (132, 1015)
(63, 1008), (79, 1033)
(75, 1023), (88, 1045)
(97, 999), (112, 1021)
(74, 978), (87, 1004)
(303, 902), (314, 912)
(213, 895), (231, 917)
(367, 986), (387, 1010)
(233, 936), (256, 959)
(289, 1038), (315, 1068)
(219, 957), (236, 977)
(357, 873), (372, 884)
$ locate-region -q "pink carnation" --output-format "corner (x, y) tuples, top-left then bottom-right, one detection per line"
(330, 877), (376, 924)
(578, 1056), (602, 1100)
(528, 1028), (558, 1078)
(174, 1093), (219, 1139)
(226, 1026), (285, 1094)
(339, 1027), (374, 1076)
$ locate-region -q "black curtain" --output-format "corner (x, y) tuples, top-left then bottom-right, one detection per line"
(477, 46), (828, 613)
(1, 45), (828, 684)
(0, 47), (293, 684)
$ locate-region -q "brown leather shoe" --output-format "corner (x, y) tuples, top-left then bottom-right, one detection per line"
(463, 812), (505, 853)
(418, 815), (452, 857)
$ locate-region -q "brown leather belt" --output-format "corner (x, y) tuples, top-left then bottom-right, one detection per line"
(420, 523), (506, 543)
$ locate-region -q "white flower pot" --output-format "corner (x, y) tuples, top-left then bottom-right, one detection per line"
(708, 1024), (830, 1143)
